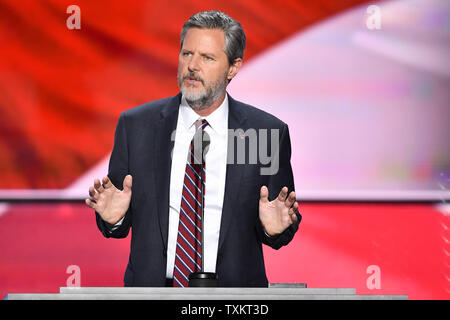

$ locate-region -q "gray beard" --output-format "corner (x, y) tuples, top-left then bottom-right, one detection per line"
(178, 73), (228, 111)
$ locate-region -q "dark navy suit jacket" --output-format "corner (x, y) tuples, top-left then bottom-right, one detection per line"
(95, 92), (301, 287)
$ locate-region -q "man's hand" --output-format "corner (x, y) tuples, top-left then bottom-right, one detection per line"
(85, 175), (132, 225)
(259, 186), (299, 237)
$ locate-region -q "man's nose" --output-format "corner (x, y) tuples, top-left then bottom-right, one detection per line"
(188, 54), (200, 72)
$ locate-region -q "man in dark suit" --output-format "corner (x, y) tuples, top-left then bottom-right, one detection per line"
(85, 10), (301, 287)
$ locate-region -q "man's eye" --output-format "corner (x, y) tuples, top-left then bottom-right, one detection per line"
(183, 52), (191, 56)
(205, 56), (213, 61)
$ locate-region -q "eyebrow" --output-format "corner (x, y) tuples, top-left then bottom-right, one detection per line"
(201, 52), (217, 58)
(182, 49), (217, 58)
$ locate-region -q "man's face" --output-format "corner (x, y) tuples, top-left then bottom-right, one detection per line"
(177, 28), (231, 110)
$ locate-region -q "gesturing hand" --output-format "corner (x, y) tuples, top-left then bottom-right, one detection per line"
(259, 186), (299, 237)
(85, 175), (133, 225)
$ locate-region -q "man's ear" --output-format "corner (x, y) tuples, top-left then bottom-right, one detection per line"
(227, 58), (243, 81)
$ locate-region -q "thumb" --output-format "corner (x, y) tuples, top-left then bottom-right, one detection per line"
(260, 185), (269, 204)
(123, 175), (133, 193)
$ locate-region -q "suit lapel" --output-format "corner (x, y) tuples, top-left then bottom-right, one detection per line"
(218, 94), (248, 251)
(154, 93), (181, 252)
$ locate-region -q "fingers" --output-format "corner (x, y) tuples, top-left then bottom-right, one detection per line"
(293, 200), (299, 213)
(269, 187), (296, 207)
(290, 211), (298, 223)
(260, 186), (269, 203)
(90, 176), (110, 199)
(86, 176), (110, 210)
(85, 198), (97, 210)
(285, 191), (296, 209)
(123, 175), (133, 193)
(277, 186), (288, 202)
(275, 185), (296, 213)
(102, 176), (113, 189)
(289, 201), (299, 223)
(89, 186), (99, 201)
(94, 178), (104, 193)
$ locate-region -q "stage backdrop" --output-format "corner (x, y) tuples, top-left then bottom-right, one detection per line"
(0, 0), (448, 200)
(0, 0), (449, 301)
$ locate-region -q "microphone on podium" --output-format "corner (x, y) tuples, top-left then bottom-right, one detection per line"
(189, 129), (217, 287)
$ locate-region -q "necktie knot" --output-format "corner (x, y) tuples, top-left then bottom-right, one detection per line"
(195, 119), (208, 131)
(190, 119), (210, 165)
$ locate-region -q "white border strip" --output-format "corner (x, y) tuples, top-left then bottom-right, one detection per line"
(0, 189), (448, 201)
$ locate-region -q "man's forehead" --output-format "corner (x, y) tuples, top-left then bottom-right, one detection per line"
(182, 28), (226, 50)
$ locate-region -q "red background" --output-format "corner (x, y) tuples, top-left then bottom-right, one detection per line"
(1, 202), (448, 299)
(0, 0), (448, 300)
(0, 0), (368, 189)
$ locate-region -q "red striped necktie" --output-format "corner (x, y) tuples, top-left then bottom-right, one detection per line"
(173, 119), (208, 287)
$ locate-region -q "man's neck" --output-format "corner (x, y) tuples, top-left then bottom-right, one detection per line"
(191, 91), (226, 117)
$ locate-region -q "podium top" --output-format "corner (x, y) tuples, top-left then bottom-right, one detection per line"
(5, 287), (408, 300)
(59, 286), (350, 295)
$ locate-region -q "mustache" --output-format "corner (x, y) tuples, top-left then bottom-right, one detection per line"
(183, 72), (204, 84)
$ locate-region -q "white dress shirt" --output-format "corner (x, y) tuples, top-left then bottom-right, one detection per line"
(165, 94), (229, 278)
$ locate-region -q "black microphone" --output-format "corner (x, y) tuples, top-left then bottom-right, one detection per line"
(189, 129), (217, 287)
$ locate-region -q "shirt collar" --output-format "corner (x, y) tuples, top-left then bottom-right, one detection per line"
(179, 93), (229, 133)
